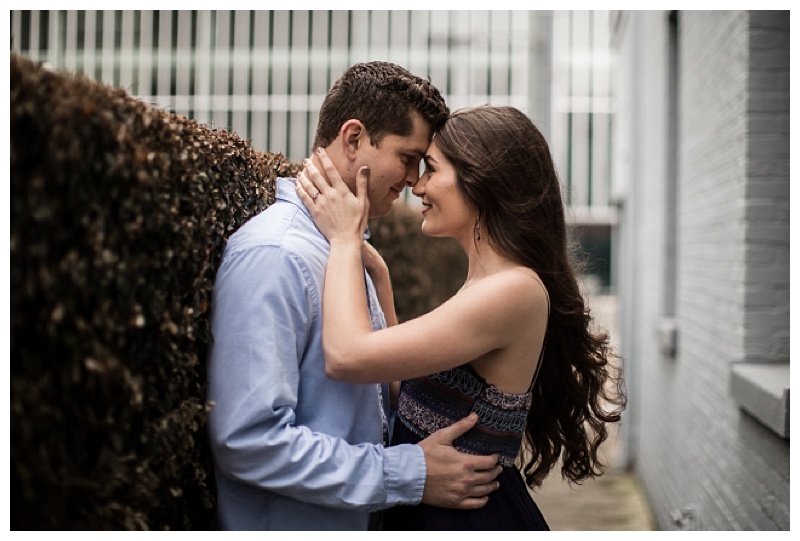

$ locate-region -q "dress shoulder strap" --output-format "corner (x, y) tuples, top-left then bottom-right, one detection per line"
(528, 273), (550, 392)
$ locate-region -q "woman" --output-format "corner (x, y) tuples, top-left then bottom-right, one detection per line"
(296, 105), (625, 530)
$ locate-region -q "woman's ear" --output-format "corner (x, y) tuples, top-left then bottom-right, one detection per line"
(339, 119), (366, 161)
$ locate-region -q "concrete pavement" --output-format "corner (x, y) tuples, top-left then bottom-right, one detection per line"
(528, 293), (656, 530)
(530, 426), (656, 530)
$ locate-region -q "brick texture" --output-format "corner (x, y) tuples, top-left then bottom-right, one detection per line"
(612, 10), (789, 530)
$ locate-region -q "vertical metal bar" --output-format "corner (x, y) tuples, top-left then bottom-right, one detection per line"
(64, 10), (79, 72)
(488, 11), (511, 101)
(346, 11), (353, 67)
(266, 10), (275, 152)
(288, 10), (310, 160)
(231, 10), (252, 139)
(510, 10), (529, 111)
(212, 10), (231, 130)
(450, 11), (470, 107)
(156, 10), (174, 109)
(174, 10), (193, 117)
(118, 11), (136, 93)
(246, 11), (256, 142)
(309, 10), (331, 150)
(388, 10), (410, 69)
(193, 10), (213, 125)
(100, 10), (116, 86)
(587, 11), (594, 207)
(29, 11), (40, 61)
(11, 10), (23, 54)
(565, 11), (573, 205)
(305, 11), (314, 155)
(329, 10), (350, 85)
(83, 10), (97, 80)
(408, 10), (429, 81)
(137, 10), (153, 100)
(527, 11), (553, 141)
(445, 11), (452, 97)
(250, 10), (270, 152)
(571, 10), (590, 208)
(269, 11), (289, 156)
(349, 11), (370, 64)
(468, 11), (483, 104)
(506, 10), (513, 103)
(370, 10), (389, 61)
(428, 11), (448, 104)
(48, 10), (62, 69)
(591, 11), (611, 209)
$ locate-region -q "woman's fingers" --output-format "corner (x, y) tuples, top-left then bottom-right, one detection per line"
(316, 148), (347, 192)
(295, 171), (317, 207)
(301, 157), (329, 197)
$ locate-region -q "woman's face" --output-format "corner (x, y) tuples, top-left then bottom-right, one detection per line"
(412, 140), (478, 242)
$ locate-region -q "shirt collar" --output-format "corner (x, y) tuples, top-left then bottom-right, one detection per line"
(276, 177), (312, 219)
(276, 177), (371, 240)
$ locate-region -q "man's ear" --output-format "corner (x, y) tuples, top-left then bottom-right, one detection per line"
(339, 119), (366, 161)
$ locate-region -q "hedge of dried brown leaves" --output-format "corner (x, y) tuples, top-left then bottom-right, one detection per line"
(10, 53), (299, 530)
(10, 51), (467, 531)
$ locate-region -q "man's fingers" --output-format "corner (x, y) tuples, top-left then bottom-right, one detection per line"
(427, 413), (478, 445)
(474, 465), (503, 485)
(473, 457), (503, 475)
(454, 496), (490, 511)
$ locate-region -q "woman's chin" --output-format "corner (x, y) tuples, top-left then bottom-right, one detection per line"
(420, 222), (444, 238)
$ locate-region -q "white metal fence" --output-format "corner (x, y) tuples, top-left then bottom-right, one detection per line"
(11, 10), (552, 163)
(11, 9), (616, 289)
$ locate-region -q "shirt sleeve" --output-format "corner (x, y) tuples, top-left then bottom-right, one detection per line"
(206, 243), (425, 510)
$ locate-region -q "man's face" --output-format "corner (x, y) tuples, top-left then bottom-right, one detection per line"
(356, 111), (433, 217)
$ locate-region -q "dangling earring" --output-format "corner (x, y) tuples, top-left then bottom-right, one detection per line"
(475, 218), (481, 241)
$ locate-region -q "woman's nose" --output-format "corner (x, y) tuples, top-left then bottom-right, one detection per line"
(412, 176), (426, 196)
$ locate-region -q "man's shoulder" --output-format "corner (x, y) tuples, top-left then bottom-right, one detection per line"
(225, 201), (327, 262)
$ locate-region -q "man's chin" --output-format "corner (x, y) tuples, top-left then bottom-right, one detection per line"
(368, 200), (398, 218)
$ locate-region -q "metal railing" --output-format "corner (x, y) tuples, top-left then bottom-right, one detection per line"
(11, 10), (550, 162)
(11, 9), (616, 289)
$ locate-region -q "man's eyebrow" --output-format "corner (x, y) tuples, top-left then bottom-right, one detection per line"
(402, 148), (426, 158)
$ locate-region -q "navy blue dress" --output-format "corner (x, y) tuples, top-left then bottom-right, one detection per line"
(383, 364), (550, 531)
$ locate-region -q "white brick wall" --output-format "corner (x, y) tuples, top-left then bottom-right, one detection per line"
(613, 10), (789, 530)
(744, 12), (791, 364)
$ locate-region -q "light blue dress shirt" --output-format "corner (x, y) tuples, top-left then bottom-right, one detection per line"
(207, 178), (426, 530)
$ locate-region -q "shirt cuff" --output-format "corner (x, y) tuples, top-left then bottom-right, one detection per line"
(382, 443), (426, 506)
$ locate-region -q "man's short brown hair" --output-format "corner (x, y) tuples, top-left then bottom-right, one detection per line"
(312, 61), (449, 149)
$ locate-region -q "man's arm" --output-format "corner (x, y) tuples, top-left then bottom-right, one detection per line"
(207, 244), (422, 510)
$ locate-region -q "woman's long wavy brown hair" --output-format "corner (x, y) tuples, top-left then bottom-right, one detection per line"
(435, 105), (626, 487)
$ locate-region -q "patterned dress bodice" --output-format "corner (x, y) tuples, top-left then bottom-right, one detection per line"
(395, 363), (533, 467)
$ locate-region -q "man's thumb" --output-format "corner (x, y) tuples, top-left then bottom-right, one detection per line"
(430, 413), (478, 444)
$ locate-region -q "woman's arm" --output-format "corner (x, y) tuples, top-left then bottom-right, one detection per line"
(361, 240), (401, 406)
(296, 151), (542, 384)
(362, 240), (398, 327)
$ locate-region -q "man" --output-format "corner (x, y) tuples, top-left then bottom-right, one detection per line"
(207, 61), (500, 530)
